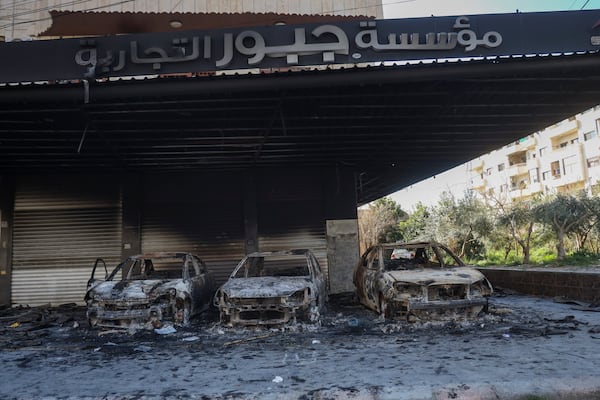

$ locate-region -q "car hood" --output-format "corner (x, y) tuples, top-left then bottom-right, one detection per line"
(386, 267), (487, 286)
(86, 279), (189, 301)
(221, 276), (312, 298)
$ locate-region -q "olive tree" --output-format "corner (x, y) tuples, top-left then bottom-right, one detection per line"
(397, 202), (431, 241)
(358, 197), (406, 252)
(534, 192), (600, 260)
(427, 191), (492, 259)
(495, 198), (541, 265)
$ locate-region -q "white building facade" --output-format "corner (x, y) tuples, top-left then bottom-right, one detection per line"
(469, 105), (600, 203)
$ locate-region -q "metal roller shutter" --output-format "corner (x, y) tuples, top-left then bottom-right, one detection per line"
(257, 200), (328, 282)
(140, 173), (246, 285)
(257, 170), (328, 284)
(11, 176), (122, 306)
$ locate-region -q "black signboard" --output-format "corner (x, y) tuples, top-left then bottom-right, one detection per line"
(1, 9), (600, 83)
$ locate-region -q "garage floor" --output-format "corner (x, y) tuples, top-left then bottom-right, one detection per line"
(1, 292), (600, 400)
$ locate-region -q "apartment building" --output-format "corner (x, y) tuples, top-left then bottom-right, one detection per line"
(469, 105), (600, 202)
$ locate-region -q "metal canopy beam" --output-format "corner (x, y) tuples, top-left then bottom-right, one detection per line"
(2, 53), (600, 204)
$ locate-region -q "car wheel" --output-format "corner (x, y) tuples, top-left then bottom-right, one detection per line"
(379, 293), (390, 319)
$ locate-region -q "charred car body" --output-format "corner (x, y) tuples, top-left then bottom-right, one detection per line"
(354, 241), (493, 321)
(214, 249), (327, 327)
(85, 252), (216, 330)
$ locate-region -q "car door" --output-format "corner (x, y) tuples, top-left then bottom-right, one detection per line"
(87, 258), (109, 288)
(307, 251), (326, 307)
(354, 247), (381, 310)
(187, 255), (215, 313)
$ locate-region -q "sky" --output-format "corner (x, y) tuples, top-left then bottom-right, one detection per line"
(378, 0), (600, 211)
(382, 0), (600, 19)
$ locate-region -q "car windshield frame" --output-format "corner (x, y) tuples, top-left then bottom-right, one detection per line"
(101, 253), (201, 282)
(380, 242), (464, 270)
(230, 251), (314, 279)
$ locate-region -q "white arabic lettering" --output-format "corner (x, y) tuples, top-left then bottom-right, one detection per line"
(234, 25), (349, 65)
(356, 25), (458, 50)
(74, 19), (504, 74)
(355, 18), (501, 52)
(216, 33), (234, 67)
(131, 36), (200, 70)
(454, 16), (502, 52)
(75, 48), (97, 67)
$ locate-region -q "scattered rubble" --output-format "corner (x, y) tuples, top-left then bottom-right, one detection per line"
(1, 293), (600, 399)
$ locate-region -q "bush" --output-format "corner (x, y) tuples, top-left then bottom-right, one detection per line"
(559, 249), (600, 266)
(529, 247), (555, 265)
(473, 247), (600, 267)
(472, 250), (522, 266)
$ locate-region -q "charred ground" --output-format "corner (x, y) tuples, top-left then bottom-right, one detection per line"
(1, 291), (600, 399)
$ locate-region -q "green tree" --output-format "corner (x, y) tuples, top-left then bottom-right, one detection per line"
(534, 192), (599, 260)
(358, 197), (407, 251)
(496, 198), (540, 265)
(428, 191), (492, 259)
(397, 202), (431, 241)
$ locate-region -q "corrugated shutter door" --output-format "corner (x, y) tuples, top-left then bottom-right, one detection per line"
(257, 200), (328, 282)
(257, 170), (328, 284)
(140, 173), (246, 286)
(11, 176), (122, 306)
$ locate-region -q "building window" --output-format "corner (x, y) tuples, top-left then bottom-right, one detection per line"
(551, 161), (561, 178)
(559, 141), (568, 148)
(562, 155), (578, 175)
(500, 184), (508, 193)
(584, 130), (597, 141)
(485, 168), (493, 176)
(497, 163), (505, 172)
(571, 138), (579, 144)
(529, 168), (540, 183)
(588, 156), (600, 168)
(539, 147), (547, 157)
(542, 170), (550, 181)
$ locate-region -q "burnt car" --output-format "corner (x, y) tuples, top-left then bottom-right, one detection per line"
(85, 252), (216, 330)
(353, 241), (493, 321)
(214, 249), (327, 327)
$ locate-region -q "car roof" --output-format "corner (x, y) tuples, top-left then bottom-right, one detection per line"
(127, 252), (198, 260)
(378, 241), (440, 249)
(245, 249), (312, 257)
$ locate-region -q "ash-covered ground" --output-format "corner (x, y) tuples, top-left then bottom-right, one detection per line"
(1, 291), (600, 400)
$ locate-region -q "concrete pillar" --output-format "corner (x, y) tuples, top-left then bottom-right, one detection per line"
(326, 219), (359, 294)
(323, 166), (359, 294)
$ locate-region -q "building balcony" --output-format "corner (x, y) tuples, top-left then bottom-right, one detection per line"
(507, 162), (528, 176)
(546, 143), (583, 160)
(545, 118), (579, 139)
(507, 136), (537, 153)
(470, 159), (484, 172)
(509, 182), (542, 199)
(549, 173), (586, 187)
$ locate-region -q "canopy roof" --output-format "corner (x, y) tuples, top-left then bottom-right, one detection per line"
(2, 51), (599, 204)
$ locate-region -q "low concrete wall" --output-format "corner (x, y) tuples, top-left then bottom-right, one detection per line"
(479, 268), (600, 302)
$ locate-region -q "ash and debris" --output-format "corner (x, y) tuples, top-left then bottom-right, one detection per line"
(2, 289), (599, 353)
(1, 290), (600, 399)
